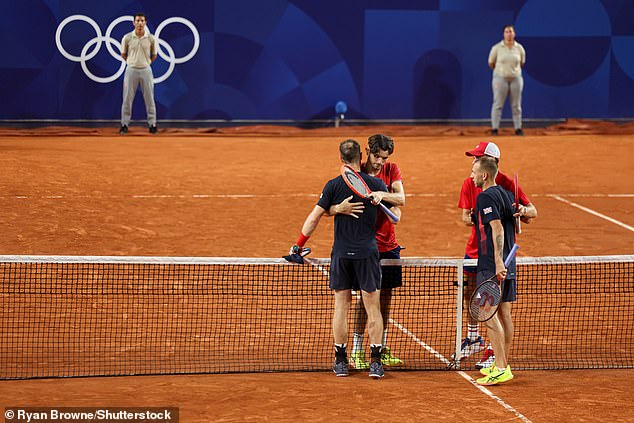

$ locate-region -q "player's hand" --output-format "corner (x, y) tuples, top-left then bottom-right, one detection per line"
(335, 195), (365, 218)
(288, 245), (312, 257)
(495, 262), (507, 281)
(284, 245), (311, 264)
(513, 203), (527, 218)
(367, 191), (384, 205)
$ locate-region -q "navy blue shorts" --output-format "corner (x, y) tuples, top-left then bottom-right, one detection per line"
(330, 253), (382, 292)
(477, 270), (517, 302)
(380, 246), (402, 289)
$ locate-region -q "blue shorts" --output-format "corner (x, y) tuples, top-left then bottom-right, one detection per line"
(330, 253), (381, 292)
(477, 270), (517, 302)
(380, 246), (403, 289)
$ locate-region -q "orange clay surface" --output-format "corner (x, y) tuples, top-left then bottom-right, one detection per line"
(0, 122), (632, 422)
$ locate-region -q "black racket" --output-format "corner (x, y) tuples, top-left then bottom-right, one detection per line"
(340, 164), (399, 222)
(468, 243), (519, 322)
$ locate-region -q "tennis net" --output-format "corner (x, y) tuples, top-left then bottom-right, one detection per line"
(0, 255), (632, 379)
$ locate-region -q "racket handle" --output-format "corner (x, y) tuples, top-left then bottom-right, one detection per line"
(516, 216), (522, 234)
(504, 243), (520, 267)
(380, 203), (400, 222)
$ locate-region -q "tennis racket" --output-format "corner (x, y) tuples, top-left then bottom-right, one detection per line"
(514, 172), (522, 234)
(340, 164), (399, 222)
(468, 243), (519, 322)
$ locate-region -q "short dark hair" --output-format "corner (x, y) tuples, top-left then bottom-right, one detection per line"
(503, 24), (515, 33)
(368, 134), (394, 155)
(478, 156), (498, 181)
(134, 13), (147, 20)
(339, 139), (361, 164)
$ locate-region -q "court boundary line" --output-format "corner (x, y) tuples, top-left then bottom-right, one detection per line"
(550, 195), (634, 233)
(455, 371), (533, 423)
(391, 317), (532, 423)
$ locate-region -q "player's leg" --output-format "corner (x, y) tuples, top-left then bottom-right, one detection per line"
(357, 255), (384, 378)
(333, 289), (352, 346)
(498, 278), (516, 361)
(380, 287), (392, 336)
(139, 67), (157, 131)
(332, 289), (352, 376)
(350, 295), (369, 369)
(491, 75), (509, 132)
(329, 257), (354, 377)
(497, 302), (514, 360)
(477, 314), (513, 385)
(360, 290), (383, 349)
(361, 289), (384, 378)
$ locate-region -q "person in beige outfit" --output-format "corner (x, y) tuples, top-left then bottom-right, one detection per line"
(488, 25), (525, 136)
(119, 13), (157, 134)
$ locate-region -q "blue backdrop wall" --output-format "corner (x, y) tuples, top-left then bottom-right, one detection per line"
(2, 0), (633, 120)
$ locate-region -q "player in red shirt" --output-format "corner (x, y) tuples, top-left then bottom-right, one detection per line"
(456, 141), (537, 369)
(329, 134), (405, 369)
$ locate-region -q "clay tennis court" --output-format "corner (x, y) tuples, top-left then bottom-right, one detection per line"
(0, 121), (633, 422)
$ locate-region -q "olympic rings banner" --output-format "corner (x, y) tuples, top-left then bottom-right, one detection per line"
(1, 0), (634, 120)
(55, 15), (200, 84)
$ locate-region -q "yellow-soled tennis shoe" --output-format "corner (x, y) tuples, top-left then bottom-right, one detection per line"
(350, 350), (369, 370)
(480, 361), (496, 376)
(476, 365), (513, 386)
(381, 346), (404, 367)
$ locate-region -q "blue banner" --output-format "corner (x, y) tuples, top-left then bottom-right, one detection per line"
(1, 0), (633, 120)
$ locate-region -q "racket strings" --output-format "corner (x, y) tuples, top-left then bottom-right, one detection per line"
(470, 281), (501, 321)
(343, 171), (369, 196)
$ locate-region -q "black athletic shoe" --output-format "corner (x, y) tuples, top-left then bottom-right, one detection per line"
(369, 360), (384, 378)
(491, 129), (498, 136)
(333, 359), (349, 377)
(149, 125), (158, 134)
(515, 128), (524, 136)
(119, 125), (128, 135)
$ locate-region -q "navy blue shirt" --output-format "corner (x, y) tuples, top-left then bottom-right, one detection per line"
(317, 173), (388, 258)
(474, 185), (517, 278)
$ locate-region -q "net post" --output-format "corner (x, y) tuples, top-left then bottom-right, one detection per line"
(454, 258), (464, 366)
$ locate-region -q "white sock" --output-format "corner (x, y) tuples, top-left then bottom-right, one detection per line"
(352, 333), (364, 353)
(468, 324), (479, 340)
(382, 329), (388, 348)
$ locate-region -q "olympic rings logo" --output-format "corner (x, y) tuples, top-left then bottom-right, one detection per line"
(55, 15), (200, 84)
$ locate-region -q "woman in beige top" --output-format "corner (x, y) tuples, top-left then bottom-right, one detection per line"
(488, 25), (525, 136)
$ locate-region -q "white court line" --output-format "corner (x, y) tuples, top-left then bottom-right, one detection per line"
(390, 318), (452, 366)
(455, 371), (533, 423)
(535, 193), (634, 198)
(390, 318), (532, 423)
(550, 195), (634, 233)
